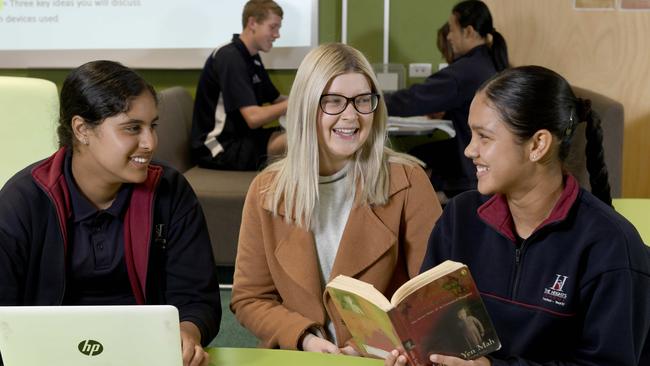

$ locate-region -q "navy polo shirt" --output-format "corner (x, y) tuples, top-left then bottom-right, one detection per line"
(191, 33), (280, 169)
(62, 151), (136, 305)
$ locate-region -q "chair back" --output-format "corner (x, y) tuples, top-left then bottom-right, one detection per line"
(151, 86), (259, 266)
(612, 198), (650, 245)
(153, 86), (194, 173)
(0, 76), (59, 187)
(566, 86), (624, 198)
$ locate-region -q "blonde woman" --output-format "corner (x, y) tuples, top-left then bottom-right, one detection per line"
(231, 43), (442, 354)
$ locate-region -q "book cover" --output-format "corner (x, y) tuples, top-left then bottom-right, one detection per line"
(327, 261), (500, 365)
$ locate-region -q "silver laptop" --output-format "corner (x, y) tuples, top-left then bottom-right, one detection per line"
(0, 305), (182, 366)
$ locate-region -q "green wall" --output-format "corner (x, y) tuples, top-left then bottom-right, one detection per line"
(0, 0), (456, 93)
(390, 0), (455, 78)
(344, 0), (456, 85)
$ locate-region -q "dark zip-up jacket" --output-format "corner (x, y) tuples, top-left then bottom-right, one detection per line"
(0, 148), (221, 345)
(385, 45), (497, 191)
(422, 176), (650, 365)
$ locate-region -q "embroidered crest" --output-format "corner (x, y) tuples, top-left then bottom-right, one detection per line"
(542, 274), (569, 306)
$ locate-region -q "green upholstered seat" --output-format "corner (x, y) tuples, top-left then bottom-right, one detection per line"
(0, 76), (59, 187)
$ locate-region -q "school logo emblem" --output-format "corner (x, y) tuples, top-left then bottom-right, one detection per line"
(542, 274), (569, 306)
(551, 274), (568, 291)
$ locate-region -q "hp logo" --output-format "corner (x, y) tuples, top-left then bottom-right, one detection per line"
(78, 339), (104, 356)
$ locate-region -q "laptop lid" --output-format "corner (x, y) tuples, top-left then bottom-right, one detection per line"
(0, 305), (182, 366)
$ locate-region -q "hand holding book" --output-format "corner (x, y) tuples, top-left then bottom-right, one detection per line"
(300, 332), (360, 355)
(326, 260), (500, 366)
(385, 349), (492, 366)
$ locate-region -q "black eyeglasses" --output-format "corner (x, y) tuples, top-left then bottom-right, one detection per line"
(319, 93), (380, 115)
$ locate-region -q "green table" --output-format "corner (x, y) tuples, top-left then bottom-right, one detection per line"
(207, 347), (384, 366)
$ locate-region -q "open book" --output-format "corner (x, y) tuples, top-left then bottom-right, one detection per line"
(326, 260), (500, 366)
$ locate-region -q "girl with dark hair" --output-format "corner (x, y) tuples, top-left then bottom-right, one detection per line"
(386, 66), (650, 366)
(450, 0), (508, 72)
(0, 61), (221, 366)
(386, 0), (509, 201)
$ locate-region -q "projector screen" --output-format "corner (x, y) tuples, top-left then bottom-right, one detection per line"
(0, 0), (318, 69)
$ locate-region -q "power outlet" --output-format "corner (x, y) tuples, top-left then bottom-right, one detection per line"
(409, 63), (432, 78)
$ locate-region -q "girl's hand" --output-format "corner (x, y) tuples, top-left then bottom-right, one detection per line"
(340, 344), (360, 356)
(430, 354), (491, 366)
(179, 321), (209, 366)
(384, 349), (409, 366)
(301, 333), (341, 354)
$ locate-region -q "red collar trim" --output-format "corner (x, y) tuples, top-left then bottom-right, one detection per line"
(477, 175), (580, 242)
(123, 164), (163, 304)
(31, 147), (72, 253)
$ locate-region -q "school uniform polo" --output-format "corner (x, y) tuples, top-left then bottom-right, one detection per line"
(192, 34), (281, 171)
(62, 150), (135, 305)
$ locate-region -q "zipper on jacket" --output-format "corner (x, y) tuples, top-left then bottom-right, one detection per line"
(44, 190), (68, 305)
(511, 241), (527, 299)
(154, 224), (167, 249)
(57, 230), (67, 305)
(509, 221), (561, 299)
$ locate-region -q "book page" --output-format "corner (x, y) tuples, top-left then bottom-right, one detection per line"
(327, 275), (392, 311)
(391, 260), (464, 305)
(327, 285), (403, 359)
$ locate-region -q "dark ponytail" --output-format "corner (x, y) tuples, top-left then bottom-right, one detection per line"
(489, 30), (509, 71)
(479, 65), (612, 205)
(452, 0), (509, 71)
(578, 99), (612, 205)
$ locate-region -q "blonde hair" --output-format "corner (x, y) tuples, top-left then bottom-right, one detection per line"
(265, 43), (420, 228)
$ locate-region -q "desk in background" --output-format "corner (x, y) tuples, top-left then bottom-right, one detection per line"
(208, 347), (384, 366)
(387, 116), (454, 137)
(387, 116), (454, 153)
(281, 114), (454, 138)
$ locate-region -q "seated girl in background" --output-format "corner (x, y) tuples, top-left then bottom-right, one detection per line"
(437, 22), (454, 65)
(0, 61), (221, 366)
(386, 65), (650, 366)
(231, 43), (442, 353)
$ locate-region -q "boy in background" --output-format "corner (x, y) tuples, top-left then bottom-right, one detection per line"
(192, 0), (287, 171)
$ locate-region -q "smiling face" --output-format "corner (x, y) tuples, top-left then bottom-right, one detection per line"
(249, 12), (281, 53)
(316, 72), (374, 175)
(75, 91), (159, 187)
(464, 92), (533, 196)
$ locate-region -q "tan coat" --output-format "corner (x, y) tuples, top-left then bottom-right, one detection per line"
(230, 162), (442, 350)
